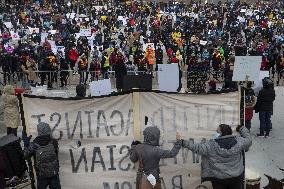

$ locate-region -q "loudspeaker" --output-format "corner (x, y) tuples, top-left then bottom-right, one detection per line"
(123, 74), (152, 91)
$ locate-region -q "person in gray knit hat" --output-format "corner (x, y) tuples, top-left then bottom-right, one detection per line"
(24, 122), (61, 189)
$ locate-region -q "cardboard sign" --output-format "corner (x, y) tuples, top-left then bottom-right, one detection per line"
(232, 56), (262, 81)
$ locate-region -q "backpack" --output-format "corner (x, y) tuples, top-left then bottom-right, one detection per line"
(35, 142), (59, 178)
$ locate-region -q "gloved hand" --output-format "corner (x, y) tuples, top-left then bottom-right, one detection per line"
(131, 140), (141, 146)
(22, 133), (32, 147)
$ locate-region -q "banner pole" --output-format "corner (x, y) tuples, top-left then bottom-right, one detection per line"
(18, 94), (36, 189)
(132, 92), (141, 141)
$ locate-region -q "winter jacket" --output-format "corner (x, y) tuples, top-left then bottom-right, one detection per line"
(254, 88), (275, 113)
(3, 85), (20, 129)
(24, 123), (59, 178)
(182, 127), (252, 181)
(130, 127), (181, 180)
(0, 134), (27, 178)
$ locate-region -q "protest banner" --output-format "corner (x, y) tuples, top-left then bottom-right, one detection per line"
(23, 92), (240, 189)
(232, 56), (262, 81)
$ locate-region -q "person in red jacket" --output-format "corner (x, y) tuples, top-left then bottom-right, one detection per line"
(68, 47), (79, 70)
(245, 82), (256, 131)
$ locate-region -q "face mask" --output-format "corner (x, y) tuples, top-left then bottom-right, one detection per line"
(213, 132), (221, 139)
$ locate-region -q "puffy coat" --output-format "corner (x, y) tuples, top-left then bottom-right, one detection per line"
(130, 127), (181, 189)
(3, 85), (20, 129)
(182, 127), (252, 181)
(254, 88), (275, 113)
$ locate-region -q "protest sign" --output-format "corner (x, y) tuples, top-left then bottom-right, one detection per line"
(89, 79), (112, 97)
(200, 40), (207, 46)
(232, 56), (262, 81)
(41, 33), (48, 42)
(80, 29), (92, 37)
(23, 92), (239, 189)
(158, 64), (179, 92)
(4, 22), (12, 28)
(10, 31), (20, 40)
(27, 27), (39, 34)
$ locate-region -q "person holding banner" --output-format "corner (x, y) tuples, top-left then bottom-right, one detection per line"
(24, 122), (61, 189)
(130, 127), (182, 189)
(180, 124), (252, 189)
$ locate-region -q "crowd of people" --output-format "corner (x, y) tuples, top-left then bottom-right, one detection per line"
(0, 0), (284, 90)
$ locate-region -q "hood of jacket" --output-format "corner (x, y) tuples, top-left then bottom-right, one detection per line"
(143, 126), (160, 146)
(212, 135), (240, 158)
(37, 122), (52, 136)
(3, 85), (15, 95)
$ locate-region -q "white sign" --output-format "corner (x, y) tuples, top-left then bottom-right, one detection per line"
(89, 79), (112, 96)
(200, 40), (207, 46)
(41, 33), (48, 42)
(4, 22), (12, 28)
(10, 31), (20, 40)
(49, 30), (57, 35)
(80, 29), (92, 37)
(28, 27), (40, 33)
(232, 56), (262, 81)
(158, 64), (179, 92)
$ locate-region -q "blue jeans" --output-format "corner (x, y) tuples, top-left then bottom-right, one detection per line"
(259, 111), (272, 135)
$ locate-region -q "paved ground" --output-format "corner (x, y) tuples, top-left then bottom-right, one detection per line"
(246, 86), (284, 187)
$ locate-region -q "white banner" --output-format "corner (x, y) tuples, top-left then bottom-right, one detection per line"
(23, 92), (240, 189)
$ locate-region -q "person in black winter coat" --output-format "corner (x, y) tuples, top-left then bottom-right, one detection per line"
(255, 78), (276, 137)
(59, 58), (69, 87)
(114, 54), (127, 92)
(24, 122), (61, 189)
